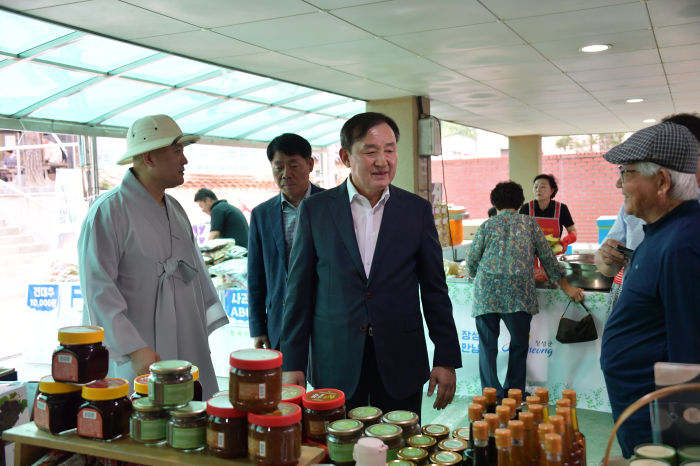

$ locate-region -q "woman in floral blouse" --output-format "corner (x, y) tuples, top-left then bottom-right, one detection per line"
(467, 181), (584, 398)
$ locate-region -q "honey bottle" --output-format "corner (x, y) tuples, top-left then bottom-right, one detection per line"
(544, 433), (563, 466)
(472, 395), (488, 413)
(508, 420), (525, 466)
(472, 420), (491, 466)
(469, 402), (485, 449)
(561, 389), (585, 466)
(483, 387), (498, 414)
(548, 415), (569, 466)
(496, 405), (511, 429)
(534, 388), (550, 422)
(537, 423), (554, 466)
(502, 398), (517, 420)
(518, 411), (538, 466)
(484, 413), (499, 466)
(495, 428), (512, 466)
(525, 395), (541, 410)
(555, 406), (580, 466)
(507, 389), (523, 416)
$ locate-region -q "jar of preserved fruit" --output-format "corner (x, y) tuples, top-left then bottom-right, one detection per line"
(365, 422), (405, 461)
(229, 348), (282, 413)
(130, 374), (149, 401)
(326, 418), (364, 465)
(349, 405), (383, 427)
(383, 410), (421, 440)
(191, 365), (203, 401)
(408, 434), (437, 453)
(168, 401), (207, 451)
(281, 384), (305, 406)
(52, 326), (108, 384)
(422, 424), (450, 443)
(206, 394), (248, 459)
(77, 378), (132, 441)
(302, 388), (346, 443)
(33, 375), (82, 434)
(398, 446), (429, 464)
(148, 360), (193, 408)
(130, 398), (167, 445)
(248, 402), (302, 466)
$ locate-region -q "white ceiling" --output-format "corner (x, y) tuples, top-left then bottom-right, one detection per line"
(2, 0), (699, 136)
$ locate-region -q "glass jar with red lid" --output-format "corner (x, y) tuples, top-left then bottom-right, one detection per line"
(248, 402), (302, 466)
(52, 325), (108, 384)
(33, 375), (83, 434)
(207, 395), (248, 459)
(229, 348), (282, 413)
(302, 388), (346, 444)
(281, 384), (305, 406)
(77, 378), (132, 441)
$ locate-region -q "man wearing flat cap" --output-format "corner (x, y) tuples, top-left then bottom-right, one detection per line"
(600, 121), (700, 457)
(78, 114), (228, 398)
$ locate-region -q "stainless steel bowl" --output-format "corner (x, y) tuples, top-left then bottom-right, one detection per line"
(559, 254), (613, 291)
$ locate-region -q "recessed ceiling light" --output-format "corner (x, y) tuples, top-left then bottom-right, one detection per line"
(580, 44), (611, 53)
(643, 119), (657, 123)
(626, 98), (644, 103)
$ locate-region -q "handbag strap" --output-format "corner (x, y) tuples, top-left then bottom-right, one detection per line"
(561, 300), (592, 318)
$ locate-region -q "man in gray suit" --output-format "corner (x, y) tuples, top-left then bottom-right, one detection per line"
(281, 112), (461, 414)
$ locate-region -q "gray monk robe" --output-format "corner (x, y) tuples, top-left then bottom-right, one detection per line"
(78, 169), (228, 398)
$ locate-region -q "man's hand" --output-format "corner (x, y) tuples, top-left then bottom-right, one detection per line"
(253, 335), (271, 349)
(129, 347), (160, 376)
(427, 366), (456, 410)
(283, 370), (305, 387)
(594, 238), (627, 277)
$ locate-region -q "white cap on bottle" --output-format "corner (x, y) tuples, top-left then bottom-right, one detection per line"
(353, 437), (387, 466)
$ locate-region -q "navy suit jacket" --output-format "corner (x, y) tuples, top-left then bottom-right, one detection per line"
(281, 181), (462, 399)
(247, 184), (324, 350)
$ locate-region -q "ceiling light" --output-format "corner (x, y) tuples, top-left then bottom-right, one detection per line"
(580, 44), (611, 53)
(643, 118), (657, 123)
(626, 98), (644, 103)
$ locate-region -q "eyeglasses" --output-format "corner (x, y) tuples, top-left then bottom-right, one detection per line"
(618, 166), (639, 182)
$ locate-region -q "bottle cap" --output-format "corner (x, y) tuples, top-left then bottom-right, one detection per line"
(534, 387), (549, 403)
(501, 398), (517, 417)
(484, 413), (499, 432)
(472, 395), (487, 410)
(555, 406), (571, 424)
(518, 412), (534, 429)
(544, 433), (562, 454)
(508, 420), (524, 439)
(496, 405), (511, 424)
(468, 403), (484, 421)
(556, 398), (571, 408)
(526, 395), (542, 405)
(472, 421), (489, 440)
(483, 387), (498, 404)
(538, 423), (555, 437)
(528, 404), (543, 423)
(549, 415), (565, 434)
(507, 389), (522, 405)
(562, 389), (578, 406)
(353, 437), (388, 464)
(495, 428), (511, 448)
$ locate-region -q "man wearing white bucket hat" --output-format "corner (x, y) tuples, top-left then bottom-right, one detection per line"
(78, 115), (228, 398)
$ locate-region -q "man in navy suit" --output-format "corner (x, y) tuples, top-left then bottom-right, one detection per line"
(247, 133), (324, 350)
(281, 112), (462, 414)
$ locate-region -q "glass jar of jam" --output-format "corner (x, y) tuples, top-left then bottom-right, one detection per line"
(326, 418), (364, 466)
(206, 394), (248, 459)
(130, 374), (149, 401)
(348, 405), (383, 427)
(302, 388), (346, 443)
(429, 450), (462, 465)
(365, 422), (405, 461)
(148, 360), (193, 407)
(408, 434), (437, 453)
(77, 378), (132, 441)
(52, 325), (108, 384)
(229, 348), (283, 413)
(383, 410), (421, 440)
(398, 446), (429, 464)
(168, 401), (207, 451)
(281, 384), (305, 406)
(422, 424), (450, 443)
(191, 365), (203, 401)
(33, 375), (83, 434)
(248, 402), (302, 466)
(130, 398), (167, 445)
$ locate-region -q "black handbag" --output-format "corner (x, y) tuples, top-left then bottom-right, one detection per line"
(556, 301), (598, 344)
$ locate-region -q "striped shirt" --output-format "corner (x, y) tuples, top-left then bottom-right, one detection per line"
(281, 183), (312, 265)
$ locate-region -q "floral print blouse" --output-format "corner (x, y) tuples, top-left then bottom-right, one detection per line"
(467, 210), (563, 317)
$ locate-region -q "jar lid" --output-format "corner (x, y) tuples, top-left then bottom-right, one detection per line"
(229, 348), (283, 370)
(81, 378), (129, 401)
(57, 325), (104, 345)
(149, 360), (192, 375)
(635, 444), (676, 459)
(327, 418), (363, 435)
(348, 405), (383, 420)
(207, 395), (246, 418)
(422, 424), (449, 436)
(134, 374), (149, 395)
(388, 461), (416, 466)
(191, 365), (199, 382)
(399, 447), (428, 460)
(132, 398), (164, 412)
(408, 434), (437, 448)
(383, 410), (419, 425)
(302, 388), (345, 410)
(281, 384), (305, 404)
(680, 446), (700, 461)
(452, 427), (470, 441)
(430, 450), (461, 465)
(38, 375), (82, 395)
(212, 389), (229, 398)
(439, 438), (468, 452)
(629, 460), (671, 466)
(170, 401), (207, 418)
(247, 402), (301, 427)
(365, 422), (402, 440)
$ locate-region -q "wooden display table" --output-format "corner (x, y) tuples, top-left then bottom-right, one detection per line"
(3, 423), (325, 466)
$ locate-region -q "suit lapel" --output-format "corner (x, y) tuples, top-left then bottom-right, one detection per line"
(329, 183), (367, 281)
(368, 186), (401, 285)
(269, 196), (287, 270)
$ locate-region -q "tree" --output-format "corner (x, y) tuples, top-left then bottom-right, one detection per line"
(22, 132), (45, 186)
(554, 132), (626, 152)
(441, 121), (477, 139)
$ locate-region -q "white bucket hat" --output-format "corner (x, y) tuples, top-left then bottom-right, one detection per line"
(117, 114), (199, 165)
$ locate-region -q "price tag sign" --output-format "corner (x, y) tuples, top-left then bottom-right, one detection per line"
(223, 289), (248, 322)
(27, 284), (60, 312)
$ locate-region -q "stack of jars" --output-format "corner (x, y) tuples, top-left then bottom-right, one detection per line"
(458, 386), (587, 466)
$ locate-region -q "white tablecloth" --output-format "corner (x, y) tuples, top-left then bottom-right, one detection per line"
(426, 278), (612, 412)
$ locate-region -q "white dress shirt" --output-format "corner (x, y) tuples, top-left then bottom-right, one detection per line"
(346, 177), (390, 278)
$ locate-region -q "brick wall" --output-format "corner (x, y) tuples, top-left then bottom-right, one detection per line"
(431, 152), (622, 243)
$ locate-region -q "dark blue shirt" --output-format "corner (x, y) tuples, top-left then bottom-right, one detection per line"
(210, 199), (249, 248)
(601, 200), (700, 406)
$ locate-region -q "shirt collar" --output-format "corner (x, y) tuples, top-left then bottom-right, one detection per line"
(281, 183), (312, 208)
(346, 177), (390, 206)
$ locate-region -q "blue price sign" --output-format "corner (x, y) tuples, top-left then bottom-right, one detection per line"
(27, 284), (59, 312)
(224, 289), (248, 321)
(71, 285), (83, 310)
